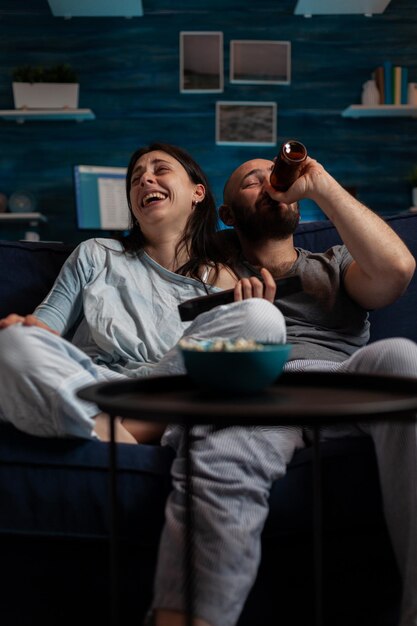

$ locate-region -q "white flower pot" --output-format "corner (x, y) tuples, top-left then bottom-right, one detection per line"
(12, 82), (79, 109)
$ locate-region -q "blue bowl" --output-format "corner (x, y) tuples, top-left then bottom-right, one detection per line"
(180, 342), (292, 394)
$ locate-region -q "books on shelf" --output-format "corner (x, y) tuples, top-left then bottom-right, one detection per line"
(393, 66), (401, 105)
(383, 61), (393, 104)
(372, 63), (410, 106)
(374, 66), (384, 105)
(401, 67), (409, 105)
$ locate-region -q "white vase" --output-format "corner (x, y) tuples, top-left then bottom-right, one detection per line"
(12, 82), (79, 109)
(408, 83), (417, 106)
(361, 80), (380, 106)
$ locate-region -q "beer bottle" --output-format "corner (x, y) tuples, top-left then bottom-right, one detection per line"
(270, 140), (307, 191)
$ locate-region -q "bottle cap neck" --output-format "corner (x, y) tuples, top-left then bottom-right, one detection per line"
(281, 140), (307, 163)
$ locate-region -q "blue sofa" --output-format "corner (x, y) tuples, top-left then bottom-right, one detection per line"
(1, 213), (416, 626)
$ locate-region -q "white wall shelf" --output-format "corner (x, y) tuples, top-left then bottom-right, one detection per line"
(0, 213), (47, 224)
(47, 0), (143, 17)
(294, 0), (391, 17)
(342, 105), (417, 118)
(0, 109), (95, 123)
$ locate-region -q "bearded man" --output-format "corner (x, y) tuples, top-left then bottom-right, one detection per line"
(149, 153), (417, 626)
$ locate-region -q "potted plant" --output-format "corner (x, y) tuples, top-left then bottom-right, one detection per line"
(407, 165), (417, 208)
(12, 63), (79, 109)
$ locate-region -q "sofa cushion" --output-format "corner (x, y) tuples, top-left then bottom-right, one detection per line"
(0, 421), (385, 541)
(0, 419), (400, 626)
(0, 423), (174, 542)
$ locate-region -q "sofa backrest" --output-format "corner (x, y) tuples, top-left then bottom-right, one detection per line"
(1, 213), (416, 343)
(0, 241), (74, 319)
(294, 213), (417, 343)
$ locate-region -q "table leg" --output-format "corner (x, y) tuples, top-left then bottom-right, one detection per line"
(109, 415), (120, 626)
(184, 424), (195, 626)
(312, 425), (323, 626)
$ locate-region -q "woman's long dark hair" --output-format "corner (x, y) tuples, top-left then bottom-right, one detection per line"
(117, 142), (224, 283)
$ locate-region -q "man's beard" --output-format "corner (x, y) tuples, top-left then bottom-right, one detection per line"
(231, 194), (300, 243)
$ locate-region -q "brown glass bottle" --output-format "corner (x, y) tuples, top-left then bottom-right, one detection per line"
(270, 140), (307, 191)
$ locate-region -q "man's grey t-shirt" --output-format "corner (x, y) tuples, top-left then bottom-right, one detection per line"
(238, 245), (370, 362)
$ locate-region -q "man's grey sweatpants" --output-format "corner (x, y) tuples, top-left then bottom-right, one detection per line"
(153, 315), (417, 626)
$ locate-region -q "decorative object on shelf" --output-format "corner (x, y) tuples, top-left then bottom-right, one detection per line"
(408, 83), (417, 106)
(8, 191), (38, 214)
(12, 63), (79, 109)
(0, 193), (7, 213)
(361, 80), (380, 105)
(23, 231), (41, 242)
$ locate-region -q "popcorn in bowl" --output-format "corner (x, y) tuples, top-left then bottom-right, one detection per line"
(179, 338), (292, 394)
(179, 338), (264, 352)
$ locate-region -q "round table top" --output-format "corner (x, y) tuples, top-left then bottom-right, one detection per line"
(77, 371), (417, 427)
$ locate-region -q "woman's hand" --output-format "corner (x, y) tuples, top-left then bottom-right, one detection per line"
(0, 314), (59, 335)
(234, 267), (276, 302)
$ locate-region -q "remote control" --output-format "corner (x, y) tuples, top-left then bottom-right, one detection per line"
(178, 275), (302, 322)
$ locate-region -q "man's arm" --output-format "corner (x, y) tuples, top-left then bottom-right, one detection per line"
(279, 158), (416, 310)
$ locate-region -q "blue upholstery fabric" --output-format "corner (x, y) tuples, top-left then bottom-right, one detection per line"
(0, 240), (74, 318)
(0, 424), (173, 540)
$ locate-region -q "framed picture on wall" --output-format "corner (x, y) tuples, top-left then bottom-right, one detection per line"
(180, 31), (224, 93)
(230, 40), (291, 85)
(216, 101), (277, 146)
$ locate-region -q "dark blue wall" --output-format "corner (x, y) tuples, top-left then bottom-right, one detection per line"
(0, 0), (416, 244)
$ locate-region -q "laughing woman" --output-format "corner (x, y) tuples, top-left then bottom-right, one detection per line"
(0, 142), (285, 443)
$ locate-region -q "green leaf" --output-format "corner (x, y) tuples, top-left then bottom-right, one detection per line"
(12, 63), (78, 83)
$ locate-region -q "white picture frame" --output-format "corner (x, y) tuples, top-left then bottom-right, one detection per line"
(180, 31), (224, 93)
(230, 40), (291, 85)
(216, 101), (277, 146)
